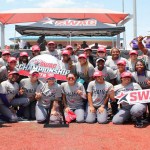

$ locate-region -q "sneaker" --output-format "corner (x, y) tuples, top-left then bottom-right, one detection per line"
(134, 118), (143, 128)
(18, 117), (29, 122)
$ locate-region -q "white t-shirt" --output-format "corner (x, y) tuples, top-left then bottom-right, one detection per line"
(87, 80), (113, 107)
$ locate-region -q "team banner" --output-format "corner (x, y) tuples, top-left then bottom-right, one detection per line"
(115, 89), (150, 104)
(17, 54), (70, 81)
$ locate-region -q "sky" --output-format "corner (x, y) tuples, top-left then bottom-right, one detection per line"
(0, 0), (149, 49)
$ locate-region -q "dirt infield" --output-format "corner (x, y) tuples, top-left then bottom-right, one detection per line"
(0, 122), (149, 150)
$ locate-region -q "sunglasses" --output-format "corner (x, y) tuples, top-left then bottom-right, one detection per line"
(68, 77), (75, 80)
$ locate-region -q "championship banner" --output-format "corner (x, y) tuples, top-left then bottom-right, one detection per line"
(115, 89), (150, 104)
(17, 54), (70, 81)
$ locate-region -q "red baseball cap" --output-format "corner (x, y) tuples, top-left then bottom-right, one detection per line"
(47, 73), (55, 79)
(97, 47), (106, 53)
(32, 45), (40, 51)
(117, 60), (126, 66)
(2, 50), (10, 56)
(20, 52), (28, 57)
(47, 41), (55, 45)
(8, 71), (19, 76)
(62, 50), (71, 56)
(121, 72), (132, 78)
(129, 50), (138, 55)
(93, 71), (104, 77)
(84, 47), (92, 52)
(8, 57), (17, 63)
(78, 54), (87, 59)
(66, 45), (73, 50)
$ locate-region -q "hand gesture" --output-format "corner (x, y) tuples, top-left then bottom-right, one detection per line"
(65, 107), (70, 113)
(137, 36), (144, 42)
(19, 87), (24, 95)
(76, 90), (83, 96)
(35, 92), (42, 100)
(90, 106), (96, 113)
(98, 106), (104, 113)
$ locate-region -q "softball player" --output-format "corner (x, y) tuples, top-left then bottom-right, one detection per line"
(86, 71), (114, 124)
(61, 73), (86, 123)
(35, 73), (62, 123)
(65, 45), (78, 63)
(75, 54), (95, 90)
(94, 58), (116, 85)
(0, 57), (18, 83)
(19, 70), (41, 120)
(112, 72), (147, 128)
(0, 71), (29, 122)
(0, 50), (10, 67)
(61, 50), (76, 74)
(41, 41), (62, 60)
(105, 47), (129, 71)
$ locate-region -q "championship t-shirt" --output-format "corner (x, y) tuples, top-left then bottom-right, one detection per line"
(20, 78), (40, 101)
(87, 80), (113, 107)
(61, 82), (86, 109)
(75, 62), (94, 83)
(0, 80), (19, 104)
(36, 83), (62, 107)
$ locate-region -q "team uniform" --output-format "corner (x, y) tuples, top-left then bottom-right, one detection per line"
(0, 58), (7, 66)
(60, 60), (76, 75)
(112, 82), (147, 124)
(41, 49), (62, 60)
(61, 82), (86, 122)
(0, 80), (29, 122)
(19, 78), (41, 120)
(94, 66), (116, 83)
(0, 66), (18, 83)
(86, 80), (113, 123)
(35, 82), (62, 122)
(75, 62), (95, 89)
(105, 56), (129, 71)
(132, 71), (150, 89)
(70, 55), (78, 63)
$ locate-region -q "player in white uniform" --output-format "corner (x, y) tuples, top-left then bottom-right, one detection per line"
(19, 70), (41, 120)
(0, 71), (29, 122)
(112, 72), (147, 128)
(35, 73), (62, 123)
(86, 71), (115, 124)
(0, 50), (10, 67)
(65, 45), (78, 63)
(41, 41), (61, 60)
(61, 73), (86, 123)
(105, 47), (129, 71)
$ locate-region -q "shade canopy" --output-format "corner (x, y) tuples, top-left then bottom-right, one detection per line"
(15, 18), (125, 36)
(0, 8), (130, 25)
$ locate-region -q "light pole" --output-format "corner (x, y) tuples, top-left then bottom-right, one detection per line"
(133, 0), (137, 37)
(122, 0), (126, 49)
